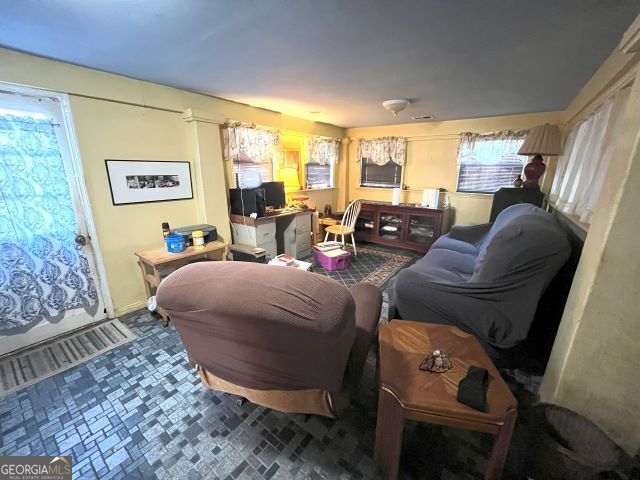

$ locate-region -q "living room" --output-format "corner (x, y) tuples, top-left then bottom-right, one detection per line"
(0, 1), (639, 479)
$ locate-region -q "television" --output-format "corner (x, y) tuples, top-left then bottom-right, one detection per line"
(262, 181), (286, 209)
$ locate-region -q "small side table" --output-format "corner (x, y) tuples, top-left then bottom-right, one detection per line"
(374, 321), (517, 480)
(135, 241), (227, 325)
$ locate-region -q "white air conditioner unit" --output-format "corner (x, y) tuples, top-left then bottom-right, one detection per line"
(421, 188), (441, 209)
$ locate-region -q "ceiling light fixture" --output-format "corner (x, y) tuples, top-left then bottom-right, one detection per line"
(382, 99), (410, 116)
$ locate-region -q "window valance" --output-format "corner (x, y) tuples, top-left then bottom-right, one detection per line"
(358, 137), (407, 166)
(307, 136), (340, 165)
(457, 130), (529, 166)
(223, 122), (280, 164)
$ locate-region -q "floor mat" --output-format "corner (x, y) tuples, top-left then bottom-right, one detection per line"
(0, 319), (136, 398)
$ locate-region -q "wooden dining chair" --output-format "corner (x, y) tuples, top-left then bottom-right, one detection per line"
(324, 199), (362, 255)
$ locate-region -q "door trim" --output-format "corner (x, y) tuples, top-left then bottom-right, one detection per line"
(0, 81), (115, 319)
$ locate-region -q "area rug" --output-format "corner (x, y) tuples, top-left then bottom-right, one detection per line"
(0, 319), (136, 398)
(311, 245), (417, 290)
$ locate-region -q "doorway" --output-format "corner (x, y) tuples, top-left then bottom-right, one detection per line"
(0, 84), (111, 356)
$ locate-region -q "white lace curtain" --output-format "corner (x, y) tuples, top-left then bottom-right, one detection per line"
(223, 122), (280, 163)
(550, 87), (631, 224)
(358, 137), (406, 165)
(307, 136), (340, 165)
(457, 130), (529, 165)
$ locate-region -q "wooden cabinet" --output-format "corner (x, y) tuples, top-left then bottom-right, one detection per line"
(354, 202), (448, 253)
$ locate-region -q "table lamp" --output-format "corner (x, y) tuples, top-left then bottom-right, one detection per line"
(518, 124), (562, 188)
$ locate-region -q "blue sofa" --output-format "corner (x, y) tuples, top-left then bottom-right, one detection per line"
(389, 203), (571, 350)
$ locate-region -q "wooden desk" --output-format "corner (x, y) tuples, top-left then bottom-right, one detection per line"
(374, 321), (517, 480)
(135, 241), (226, 325)
(230, 209), (314, 260)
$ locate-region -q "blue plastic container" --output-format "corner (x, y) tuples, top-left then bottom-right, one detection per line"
(165, 233), (186, 253)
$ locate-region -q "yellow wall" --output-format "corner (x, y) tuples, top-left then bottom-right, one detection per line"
(0, 47), (344, 315)
(541, 33), (640, 454)
(343, 111), (564, 225)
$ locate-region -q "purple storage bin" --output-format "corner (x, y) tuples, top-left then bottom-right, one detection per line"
(314, 250), (351, 271)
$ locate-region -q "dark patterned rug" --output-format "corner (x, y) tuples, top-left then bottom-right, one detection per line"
(309, 244), (418, 290)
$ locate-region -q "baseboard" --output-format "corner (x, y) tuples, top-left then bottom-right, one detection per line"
(114, 300), (147, 317)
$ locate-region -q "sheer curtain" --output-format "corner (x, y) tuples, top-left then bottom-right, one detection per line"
(0, 114), (98, 330)
(550, 87), (631, 223)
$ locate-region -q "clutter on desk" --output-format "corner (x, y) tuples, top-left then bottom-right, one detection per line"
(161, 222), (171, 240)
(172, 224), (217, 246)
(165, 233), (186, 253)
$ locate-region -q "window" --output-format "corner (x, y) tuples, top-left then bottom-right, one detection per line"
(232, 160), (273, 188)
(358, 137), (406, 188)
(305, 162), (332, 189)
(306, 136), (339, 188)
(550, 87), (630, 224)
(456, 131), (528, 193)
(223, 122), (279, 188)
(360, 159), (402, 188)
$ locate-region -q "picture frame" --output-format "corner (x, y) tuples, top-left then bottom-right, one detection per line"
(105, 160), (193, 206)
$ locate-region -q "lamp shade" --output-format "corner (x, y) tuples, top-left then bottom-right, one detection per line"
(518, 124), (562, 156)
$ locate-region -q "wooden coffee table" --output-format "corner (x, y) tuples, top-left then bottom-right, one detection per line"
(374, 321), (517, 480)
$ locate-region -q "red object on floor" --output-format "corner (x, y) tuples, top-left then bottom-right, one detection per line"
(314, 250), (351, 271)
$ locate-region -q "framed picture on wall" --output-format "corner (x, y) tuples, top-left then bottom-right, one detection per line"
(105, 160), (193, 205)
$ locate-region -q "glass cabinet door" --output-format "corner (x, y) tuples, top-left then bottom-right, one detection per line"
(378, 212), (404, 239)
(407, 214), (436, 244)
(355, 210), (375, 235)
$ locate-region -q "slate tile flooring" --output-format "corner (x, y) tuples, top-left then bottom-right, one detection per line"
(0, 245), (536, 479)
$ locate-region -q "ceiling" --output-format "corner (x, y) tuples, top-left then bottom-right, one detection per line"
(1, 0), (638, 128)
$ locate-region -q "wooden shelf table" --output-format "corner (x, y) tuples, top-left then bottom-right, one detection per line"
(135, 241), (226, 325)
(374, 321), (517, 480)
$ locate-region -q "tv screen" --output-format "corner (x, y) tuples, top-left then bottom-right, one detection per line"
(262, 181), (286, 209)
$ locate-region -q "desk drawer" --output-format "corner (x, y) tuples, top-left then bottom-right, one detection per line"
(296, 233), (311, 252)
(231, 220), (276, 246)
(296, 214), (311, 236)
(256, 221), (276, 244)
(257, 240), (277, 261)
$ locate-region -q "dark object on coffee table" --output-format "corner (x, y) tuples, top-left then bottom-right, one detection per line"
(457, 365), (490, 412)
(419, 349), (452, 373)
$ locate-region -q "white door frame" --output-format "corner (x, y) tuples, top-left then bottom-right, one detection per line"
(0, 81), (115, 319)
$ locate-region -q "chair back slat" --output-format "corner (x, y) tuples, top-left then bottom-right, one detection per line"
(341, 199), (362, 230)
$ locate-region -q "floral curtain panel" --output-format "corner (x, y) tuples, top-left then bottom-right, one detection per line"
(307, 136), (340, 165)
(457, 130), (529, 166)
(550, 87), (630, 224)
(223, 122), (280, 163)
(0, 114), (98, 331)
(357, 137), (407, 166)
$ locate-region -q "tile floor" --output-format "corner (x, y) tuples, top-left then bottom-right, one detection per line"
(0, 245), (565, 479)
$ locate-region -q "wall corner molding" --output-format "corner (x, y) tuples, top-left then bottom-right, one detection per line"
(619, 15), (640, 54)
(182, 108), (226, 124)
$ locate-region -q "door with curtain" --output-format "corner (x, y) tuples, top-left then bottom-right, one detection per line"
(0, 88), (107, 356)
